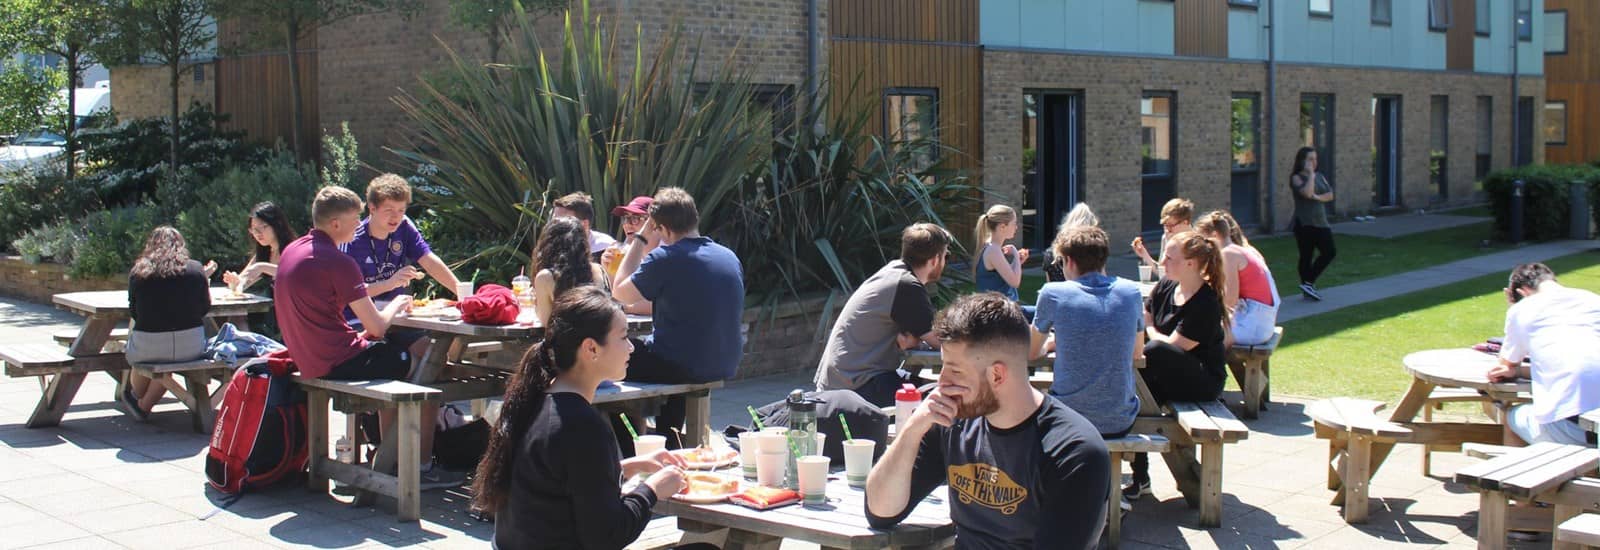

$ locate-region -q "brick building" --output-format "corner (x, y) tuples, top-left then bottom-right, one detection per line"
(118, 0), (1547, 251)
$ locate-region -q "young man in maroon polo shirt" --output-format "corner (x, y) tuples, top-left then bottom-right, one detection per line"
(276, 186), (457, 488)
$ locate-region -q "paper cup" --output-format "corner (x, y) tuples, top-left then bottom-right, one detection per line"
(737, 432), (760, 480)
(633, 434), (666, 457)
(842, 439), (875, 487)
(761, 426), (790, 436)
(1138, 265), (1152, 282)
(756, 432), (788, 454)
(455, 281), (475, 298)
(814, 432), (826, 455)
(797, 456), (830, 504)
(756, 451), (787, 487)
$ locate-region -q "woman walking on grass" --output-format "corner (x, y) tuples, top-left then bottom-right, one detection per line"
(1290, 147), (1336, 300)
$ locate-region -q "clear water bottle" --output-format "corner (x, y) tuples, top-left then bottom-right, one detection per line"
(335, 436), (354, 464)
(784, 389), (818, 490)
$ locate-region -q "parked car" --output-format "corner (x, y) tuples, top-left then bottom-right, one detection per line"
(0, 85), (110, 173)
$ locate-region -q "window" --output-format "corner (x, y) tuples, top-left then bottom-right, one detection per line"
(1371, 0), (1391, 26)
(1228, 0), (1259, 8)
(194, 64), (205, 82)
(884, 88), (939, 172)
(1141, 94), (1175, 177)
(1231, 96), (1259, 171)
(1476, 96), (1492, 179)
(1475, 0), (1491, 35)
(1517, 0), (1532, 41)
(1301, 94), (1336, 181)
(1428, 0), (1451, 31)
(1310, 0), (1332, 17)
(1545, 11), (1568, 54)
(1430, 95), (1449, 201)
(1545, 102), (1567, 145)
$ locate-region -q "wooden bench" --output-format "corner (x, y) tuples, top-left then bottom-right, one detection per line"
(52, 328), (128, 350)
(297, 375), (445, 522)
(1421, 386), (1490, 475)
(0, 343), (130, 428)
(1558, 513), (1600, 549)
(1224, 326), (1281, 419)
(1455, 442), (1600, 549)
(1310, 398), (1505, 523)
(1104, 434), (1171, 549)
(125, 358), (233, 433)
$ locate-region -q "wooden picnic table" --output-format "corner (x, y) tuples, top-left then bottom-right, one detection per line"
(11, 288), (272, 428)
(1455, 442), (1600, 549)
(655, 477), (954, 549)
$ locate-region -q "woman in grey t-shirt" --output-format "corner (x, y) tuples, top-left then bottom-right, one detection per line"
(1290, 147), (1336, 301)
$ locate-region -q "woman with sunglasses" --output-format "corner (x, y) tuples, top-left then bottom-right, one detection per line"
(222, 202), (297, 294)
(603, 196), (655, 314)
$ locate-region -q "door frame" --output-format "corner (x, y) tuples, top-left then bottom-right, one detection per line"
(1025, 89), (1086, 252)
(1372, 95), (1403, 209)
(1230, 93), (1263, 228)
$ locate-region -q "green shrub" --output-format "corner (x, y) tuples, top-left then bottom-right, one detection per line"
(0, 169), (103, 251)
(78, 103), (261, 207)
(1482, 164), (1600, 241)
(10, 221), (80, 265)
(174, 151), (319, 272)
(71, 206), (157, 279)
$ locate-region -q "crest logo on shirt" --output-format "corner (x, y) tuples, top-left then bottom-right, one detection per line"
(947, 463), (1028, 515)
(389, 240), (404, 254)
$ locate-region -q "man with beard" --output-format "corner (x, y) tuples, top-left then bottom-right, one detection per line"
(865, 293), (1110, 549)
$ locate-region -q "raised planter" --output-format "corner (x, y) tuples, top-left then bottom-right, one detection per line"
(0, 255), (124, 305)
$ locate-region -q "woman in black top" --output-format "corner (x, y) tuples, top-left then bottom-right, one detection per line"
(222, 202), (296, 294)
(1125, 231), (1232, 502)
(474, 286), (709, 550)
(122, 226), (212, 421)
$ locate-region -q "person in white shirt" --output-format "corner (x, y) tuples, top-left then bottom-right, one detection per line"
(1490, 262), (1600, 446)
(553, 192), (617, 261)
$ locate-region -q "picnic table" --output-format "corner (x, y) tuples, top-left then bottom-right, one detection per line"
(654, 477), (954, 549)
(1455, 442), (1600, 549)
(4, 288), (270, 428)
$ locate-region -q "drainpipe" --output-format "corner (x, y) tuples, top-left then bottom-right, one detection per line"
(1265, 0), (1278, 232)
(806, 0), (821, 118)
(1511, 3), (1521, 166)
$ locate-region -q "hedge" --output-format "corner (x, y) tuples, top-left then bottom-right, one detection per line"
(1482, 164), (1600, 241)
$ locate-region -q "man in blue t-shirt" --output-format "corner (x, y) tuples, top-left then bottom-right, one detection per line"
(1029, 225), (1143, 439)
(338, 174), (463, 304)
(611, 187), (745, 448)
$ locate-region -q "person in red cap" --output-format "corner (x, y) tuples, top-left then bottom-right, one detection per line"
(603, 196), (655, 314)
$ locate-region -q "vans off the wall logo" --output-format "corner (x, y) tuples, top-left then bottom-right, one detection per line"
(946, 463), (1027, 515)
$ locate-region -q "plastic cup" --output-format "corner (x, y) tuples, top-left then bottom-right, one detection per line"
(842, 439), (875, 487)
(814, 432), (826, 455)
(797, 456), (830, 504)
(756, 451), (787, 487)
(455, 281), (474, 299)
(633, 434), (666, 457)
(761, 426), (790, 436)
(737, 431), (760, 480)
(756, 432), (788, 454)
(1138, 265), (1152, 282)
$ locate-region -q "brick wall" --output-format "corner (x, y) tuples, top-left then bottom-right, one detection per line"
(983, 50), (1544, 248)
(0, 256), (124, 306)
(316, 0), (824, 172)
(108, 63), (216, 121)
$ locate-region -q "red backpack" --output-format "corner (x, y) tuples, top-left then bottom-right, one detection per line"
(206, 350), (308, 495)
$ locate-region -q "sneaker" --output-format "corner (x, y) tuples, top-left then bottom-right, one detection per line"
(1120, 495), (1133, 512)
(1121, 479), (1151, 500)
(421, 462), (467, 491)
(117, 387), (149, 422)
(331, 480), (359, 497)
(1300, 283), (1323, 301)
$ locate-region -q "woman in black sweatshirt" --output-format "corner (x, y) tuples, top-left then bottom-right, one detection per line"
(122, 226), (212, 420)
(474, 286), (709, 549)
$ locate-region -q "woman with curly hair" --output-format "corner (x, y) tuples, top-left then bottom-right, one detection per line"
(122, 226), (212, 420)
(532, 216), (607, 328)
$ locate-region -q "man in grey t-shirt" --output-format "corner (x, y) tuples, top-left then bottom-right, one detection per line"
(814, 224), (951, 406)
(1029, 226), (1143, 437)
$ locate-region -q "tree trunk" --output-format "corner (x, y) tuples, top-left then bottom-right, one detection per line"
(169, 58), (180, 188)
(284, 17), (303, 156)
(64, 47), (78, 181)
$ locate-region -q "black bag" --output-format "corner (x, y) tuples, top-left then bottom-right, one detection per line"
(737, 390), (890, 465)
(433, 417), (490, 471)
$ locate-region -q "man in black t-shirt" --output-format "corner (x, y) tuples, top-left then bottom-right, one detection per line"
(866, 293), (1110, 549)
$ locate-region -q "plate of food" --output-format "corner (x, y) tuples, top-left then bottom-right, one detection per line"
(674, 472), (743, 503)
(671, 446), (740, 470)
(408, 300), (460, 318)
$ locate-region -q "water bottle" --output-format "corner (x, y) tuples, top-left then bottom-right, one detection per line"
(335, 436), (354, 464)
(895, 384), (921, 439)
(784, 389), (817, 490)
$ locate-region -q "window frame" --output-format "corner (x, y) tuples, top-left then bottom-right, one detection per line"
(1371, 0), (1392, 26)
(1228, 0), (1259, 9)
(882, 87), (942, 168)
(1310, 0), (1333, 18)
(1517, 0), (1533, 42)
(1475, 0), (1491, 36)
(1140, 91), (1177, 178)
(1545, 10), (1568, 55)
(1428, 0), (1451, 31)
(1544, 101), (1568, 146)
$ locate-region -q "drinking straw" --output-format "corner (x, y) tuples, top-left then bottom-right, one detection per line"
(788, 436), (803, 458)
(619, 414), (640, 441)
(838, 413), (854, 441)
(747, 406), (765, 430)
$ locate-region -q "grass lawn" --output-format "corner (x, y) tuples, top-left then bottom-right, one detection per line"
(1265, 251), (1600, 403)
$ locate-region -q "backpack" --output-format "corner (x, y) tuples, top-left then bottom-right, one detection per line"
(206, 350), (309, 495)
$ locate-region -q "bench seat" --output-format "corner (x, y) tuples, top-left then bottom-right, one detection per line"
(0, 343), (125, 377)
(52, 328), (128, 348)
(1225, 326), (1282, 419)
(1558, 513), (1600, 548)
(1103, 434), (1171, 548)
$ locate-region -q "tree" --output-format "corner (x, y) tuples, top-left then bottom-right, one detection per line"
(450, 0), (567, 63)
(212, 0), (422, 156)
(104, 0), (217, 186)
(0, 0), (117, 180)
(0, 60), (66, 137)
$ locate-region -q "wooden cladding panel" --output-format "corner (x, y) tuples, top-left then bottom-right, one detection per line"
(1544, 82), (1599, 164)
(1447, 0), (1475, 71)
(828, 40), (982, 174)
(1546, 0), (1600, 83)
(1176, 0), (1228, 58)
(214, 52), (320, 159)
(830, 0), (978, 43)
